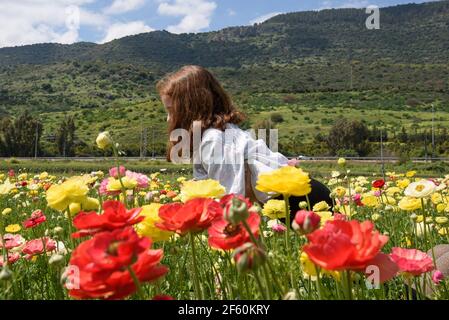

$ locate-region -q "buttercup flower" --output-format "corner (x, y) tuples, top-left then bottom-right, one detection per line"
(46, 176), (89, 211)
(96, 131), (112, 150)
(390, 247), (434, 276)
(5, 224), (21, 233)
(135, 203), (174, 242)
(179, 179), (225, 202)
(262, 200), (286, 219)
(398, 197), (422, 211)
(256, 166), (311, 197)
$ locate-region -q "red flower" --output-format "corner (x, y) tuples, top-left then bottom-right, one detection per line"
(72, 200), (143, 238)
(303, 220), (388, 271)
(21, 181), (28, 187)
(292, 210), (321, 235)
(157, 198), (222, 235)
(208, 212), (260, 250)
(390, 247), (434, 276)
(0, 252), (20, 267)
(23, 210), (47, 229)
(372, 179), (385, 189)
(22, 237), (57, 258)
(67, 227), (168, 300)
(153, 294), (174, 300)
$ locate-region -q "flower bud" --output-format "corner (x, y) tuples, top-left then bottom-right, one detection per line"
(298, 201), (308, 209)
(224, 197), (249, 225)
(292, 210), (321, 235)
(49, 254), (65, 266)
(96, 131), (112, 150)
(0, 267), (12, 281)
(233, 243), (266, 273)
(337, 158), (346, 166)
(432, 270), (445, 284)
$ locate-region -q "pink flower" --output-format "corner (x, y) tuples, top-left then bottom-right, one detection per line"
(0, 252), (20, 267)
(373, 190), (382, 197)
(432, 270), (445, 284)
(0, 234), (25, 250)
(22, 238), (57, 259)
(109, 166), (126, 178)
(271, 223), (287, 233)
(99, 178), (120, 196)
(8, 169), (15, 177)
(352, 194), (363, 206)
(390, 247), (434, 276)
(125, 170), (149, 189)
(287, 159), (300, 167)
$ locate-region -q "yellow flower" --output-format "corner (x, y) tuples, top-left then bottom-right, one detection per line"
(371, 213), (381, 221)
(337, 158), (346, 166)
(180, 179), (225, 202)
(317, 211), (333, 225)
(435, 217), (448, 225)
(107, 177), (138, 192)
(398, 197), (422, 211)
(385, 187), (402, 197)
(177, 177), (187, 183)
(18, 173), (28, 181)
(256, 166), (311, 197)
(262, 200), (286, 219)
(361, 194), (380, 208)
(135, 203), (174, 242)
(406, 171), (417, 178)
(439, 228), (449, 236)
(2, 208), (12, 216)
(96, 131), (112, 150)
(333, 186), (346, 198)
(397, 178), (411, 189)
(82, 197), (100, 211)
(313, 201), (330, 212)
(436, 203), (447, 213)
(5, 224), (21, 233)
(46, 176), (89, 211)
(431, 193), (443, 205)
(39, 172), (49, 180)
(0, 179), (15, 195)
(69, 202), (82, 216)
(300, 252), (340, 280)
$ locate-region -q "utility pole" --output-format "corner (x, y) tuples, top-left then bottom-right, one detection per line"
(380, 127), (385, 180)
(151, 128), (155, 158)
(143, 127), (148, 158)
(431, 103), (435, 161)
(34, 122), (39, 159)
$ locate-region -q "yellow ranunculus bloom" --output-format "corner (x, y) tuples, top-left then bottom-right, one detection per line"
(107, 177), (138, 192)
(0, 179), (15, 195)
(398, 197), (422, 211)
(317, 211), (333, 225)
(256, 166), (311, 197)
(2, 208), (12, 216)
(5, 224), (21, 233)
(333, 186), (347, 198)
(69, 202), (82, 216)
(39, 172), (49, 180)
(431, 193), (443, 205)
(337, 158), (346, 166)
(313, 201), (330, 212)
(46, 176), (89, 211)
(81, 197), (100, 211)
(300, 252), (340, 280)
(135, 203), (174, 242)
(262, 200), (286, 219)
(180, 179), (225, 202)
(361, 195), (380, 208)
(397, 178), (411, 189)
(436, 203), (447, 213)
(435, 216), (448, 225)
(96, 131), (112, 150)
(406, 171), (417, 178)
(385, 187), (402, 197)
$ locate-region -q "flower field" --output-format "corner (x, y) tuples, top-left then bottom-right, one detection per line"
(1, 157), (449, 300)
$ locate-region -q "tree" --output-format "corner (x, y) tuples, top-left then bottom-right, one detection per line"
(326, 117), (371, 156)
(56, 115), (76, 157)
(0, 111), (42, 157)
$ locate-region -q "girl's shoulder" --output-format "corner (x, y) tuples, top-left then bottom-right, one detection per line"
(202, 123), (246, 143)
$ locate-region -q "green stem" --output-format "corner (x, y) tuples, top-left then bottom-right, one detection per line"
(189, 232), (203, 300)
(127, 266), (145, 299)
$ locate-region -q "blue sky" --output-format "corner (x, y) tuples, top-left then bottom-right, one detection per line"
(0, 0), (437, 48)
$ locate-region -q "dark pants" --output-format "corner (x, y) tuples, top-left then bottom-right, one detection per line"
(276, 178), (333, 221)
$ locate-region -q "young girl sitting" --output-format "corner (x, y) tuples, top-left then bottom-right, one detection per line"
(156, 65), (332, 222)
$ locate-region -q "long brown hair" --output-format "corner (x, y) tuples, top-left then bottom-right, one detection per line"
(156, 65), (245, 161)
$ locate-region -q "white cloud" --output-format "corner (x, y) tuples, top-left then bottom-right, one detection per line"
(104, 0), (146, 15)
(100, 21), (154, 43)
(0, 0), (106, 48)
(157, 0), (217, 34)
(227, 9), (236, 16)
(318, 0), (370, 10)
(249, 12), (282, 25)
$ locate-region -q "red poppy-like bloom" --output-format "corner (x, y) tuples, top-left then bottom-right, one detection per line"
(23, 210), (47, 229)
(72, 200), (143, 238)
(390, 247), (434, 276)
(153, 294), (174, 300)
(0, 234), (25, 250)
(372, 179), (385, 189)
(208, 212), (260, 250)
(157, 198), (222, 235)
(22, 237), (57, 258)
(67, 227), (168, 300)
(303, 220), (388, 271)
(0, 252), (20, 267)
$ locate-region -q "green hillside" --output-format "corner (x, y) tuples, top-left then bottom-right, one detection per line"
(0, 1), (448, 157)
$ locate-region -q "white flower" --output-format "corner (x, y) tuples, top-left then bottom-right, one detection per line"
(404, 180), (436, 198)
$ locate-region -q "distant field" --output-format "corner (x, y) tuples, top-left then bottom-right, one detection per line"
(2, 158), (448, 178)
